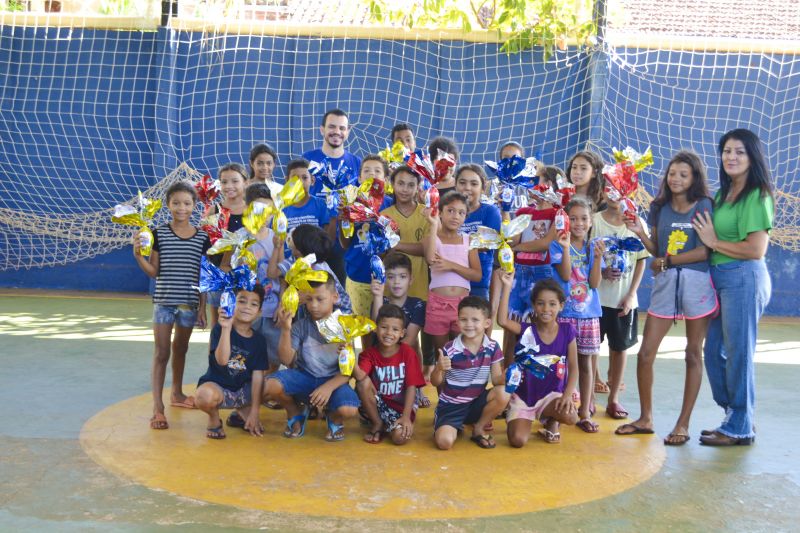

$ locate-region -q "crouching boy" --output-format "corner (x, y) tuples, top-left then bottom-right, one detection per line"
(432, 296), (510, 450)
(195, 285), (268, 439)
(354, 303), (426, 445)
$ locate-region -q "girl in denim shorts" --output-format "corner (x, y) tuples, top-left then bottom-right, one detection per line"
(133, 181), (211, 431)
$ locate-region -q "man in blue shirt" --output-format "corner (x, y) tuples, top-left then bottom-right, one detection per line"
(303, 108), (361, 285)
(303, 108), (362, 197)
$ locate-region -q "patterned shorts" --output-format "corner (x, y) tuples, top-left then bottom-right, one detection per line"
(361, 396), (416, 432)
(557, 316), (601, 355)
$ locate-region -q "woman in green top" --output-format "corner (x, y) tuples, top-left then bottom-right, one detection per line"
(693, 128), (774, 446)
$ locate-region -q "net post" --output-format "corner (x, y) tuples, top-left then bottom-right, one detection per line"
(161, 0), (178, 26)
(587, 0), (609, 151)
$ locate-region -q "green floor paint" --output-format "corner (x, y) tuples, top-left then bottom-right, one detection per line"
(1, 294), (799, 531)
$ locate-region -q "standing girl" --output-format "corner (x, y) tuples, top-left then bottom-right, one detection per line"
(207, 163), (248, 328)
(133, 181), (211, 430)
(566, 151), (605, 211)
(249, 143), (278, 185)
(693, 129), (774, 446)
(616, 151), (716, 444)
(422, 191), (482, 353)
(498, 275), (579, 445)
(549, 196), (605, 432)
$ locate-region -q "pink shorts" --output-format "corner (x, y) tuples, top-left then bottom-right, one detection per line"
(423, 291), (465, 336)
(557, 316), (601, 355)
(506, 392), (562, 422)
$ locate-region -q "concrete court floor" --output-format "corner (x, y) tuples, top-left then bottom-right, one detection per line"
(0, 291), (799, 532)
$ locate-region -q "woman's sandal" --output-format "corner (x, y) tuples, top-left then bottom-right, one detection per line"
(325, 416), (345, 442)
(576, 418), (599, 433)
(470, 434), (496, 449)
(206, 425), (226, 439)
(149, 413), (169, 430)
(283, 406), (310, 439)
(538, 428), (561, 444)
(664, 433), (691, 446)
(605, 402), (629, 420)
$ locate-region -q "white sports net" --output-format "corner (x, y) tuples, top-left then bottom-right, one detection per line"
(0, 0), (798, 272)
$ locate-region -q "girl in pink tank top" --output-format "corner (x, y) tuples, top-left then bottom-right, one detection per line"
(422, 192), (482, 352)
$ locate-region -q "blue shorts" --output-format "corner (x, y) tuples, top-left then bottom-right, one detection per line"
(268, 369), (360, 412)
(252, 316), (282, 368)
(153, 304), (197, 328)
(200, 381), (252, 409)
(508, 264), (553, 321)
(433, 389), (489, 431)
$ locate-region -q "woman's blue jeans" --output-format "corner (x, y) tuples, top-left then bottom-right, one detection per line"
(704, 259), (771, 438)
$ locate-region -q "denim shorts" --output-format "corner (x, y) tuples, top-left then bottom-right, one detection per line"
(433, 389), (489, 431)
(206, 290), (222, 307)
(153, 304), (197, 328)
(268, 369), (360, 412)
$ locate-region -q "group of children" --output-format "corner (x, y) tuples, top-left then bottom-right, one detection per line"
(134, 119), (719, 448)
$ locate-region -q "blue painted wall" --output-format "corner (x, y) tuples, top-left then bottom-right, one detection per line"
(0, 27), (797, 315)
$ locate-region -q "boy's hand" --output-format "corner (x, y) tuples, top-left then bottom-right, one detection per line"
(218, 308), (233, 329)
(554, 393), (576, 416)
(437, 349), (451, 371)
(309, 383), (333, 409)
(272, 233), (285, 249)
(499, 270), (514, 288)
(276, 305), (293, 330)
(370, 279), (385, 298)
(245, 412), (264, 437)
(395, 414), (413, 440)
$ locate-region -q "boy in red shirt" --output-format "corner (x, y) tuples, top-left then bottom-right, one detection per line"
(354, 304), (426, 445)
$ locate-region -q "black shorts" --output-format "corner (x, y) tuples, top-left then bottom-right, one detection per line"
(599, 306), (638, 351)
(433, 389), (489, 431)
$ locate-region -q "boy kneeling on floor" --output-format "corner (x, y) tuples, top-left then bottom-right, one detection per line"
(354, 303), (426, 445)
(195, 285), (268, 439)
(432, 296), (510, 450)
(262, 273), (360, 441)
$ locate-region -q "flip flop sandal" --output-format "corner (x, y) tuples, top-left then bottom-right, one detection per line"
(614, 423), (654, 435)
(170, 396), (197, 409)
(149, 413), (169, 430)
(283, 406), (310, 439)
(206, 425), (226, 439)
(576, 418), (599, 433)
(470, 434), (496, 449)
(363, 430), (383, 444)
(538, 428), (561, 444)
(664, 433), (691, 446)
(325, 416), (345, 442)
(226, 411), (247, 430)
(416, 389), (431, 408)
(606, 402), (629, 420)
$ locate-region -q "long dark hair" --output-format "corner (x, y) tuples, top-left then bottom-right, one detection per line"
(717, 128), (774, 207)
(566, 150), (604, 208)
(651, 150), (711, 208)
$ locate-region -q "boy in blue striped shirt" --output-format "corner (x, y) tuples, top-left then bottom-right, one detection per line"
(431, 296), (510, 450)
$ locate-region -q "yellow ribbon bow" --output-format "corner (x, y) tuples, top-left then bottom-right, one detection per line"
(612, 146), (654, 173)
(112, 192), (163, 256)
(280, 253), (329, 316)
(469, 215), (532, 273)
(316, 310), (377, 375)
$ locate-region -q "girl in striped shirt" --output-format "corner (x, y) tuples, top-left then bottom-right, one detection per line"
(133, 181), (211, 430)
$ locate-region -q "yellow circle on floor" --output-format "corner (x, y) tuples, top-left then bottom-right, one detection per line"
(80, 386), (665, 520)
